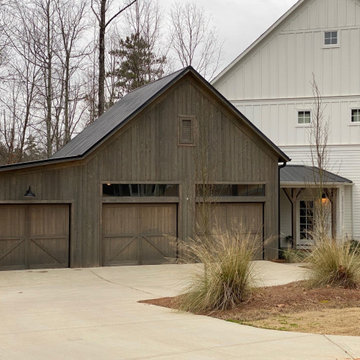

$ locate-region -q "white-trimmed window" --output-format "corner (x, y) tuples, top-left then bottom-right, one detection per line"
(298, 111), (311, 124)
(351, 109), (360, 123)
(324, 31), (338, 45)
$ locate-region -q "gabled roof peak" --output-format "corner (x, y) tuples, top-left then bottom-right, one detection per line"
(0, 66), (289, 172)
(212, 0), (306, 84)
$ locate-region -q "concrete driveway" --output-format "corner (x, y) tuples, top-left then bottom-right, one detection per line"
(0, 261), (359, 360)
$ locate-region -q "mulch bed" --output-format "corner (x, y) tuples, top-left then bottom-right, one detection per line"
(140, 281), (360, 322)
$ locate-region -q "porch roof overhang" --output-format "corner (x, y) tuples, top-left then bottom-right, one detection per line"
(280, 165), (353, 188)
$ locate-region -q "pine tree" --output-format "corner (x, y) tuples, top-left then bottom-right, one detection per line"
(106, 33), (166, 104)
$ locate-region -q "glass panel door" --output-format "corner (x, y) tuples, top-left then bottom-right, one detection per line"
(298, 200), (314, 247)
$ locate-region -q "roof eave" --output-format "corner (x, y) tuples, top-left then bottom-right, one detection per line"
(0, 156), (82, 172)
(280, 181), (353, 187)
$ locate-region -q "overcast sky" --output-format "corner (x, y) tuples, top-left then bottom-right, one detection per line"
(157, 0), (299, 72)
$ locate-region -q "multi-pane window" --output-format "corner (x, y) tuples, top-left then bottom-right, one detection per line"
(103, 184), (179, 197)
(299, 201), (313, 240)
(298, 111), (311, 124)
(196, 184), (265, 197)
(324, 31), (338, 45)
(351, 109), (360, 123)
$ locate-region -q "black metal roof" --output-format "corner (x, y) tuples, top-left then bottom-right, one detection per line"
(0, 66), (289, 172)
(51, 68), (185, 159)
(280, 165), (352, 185)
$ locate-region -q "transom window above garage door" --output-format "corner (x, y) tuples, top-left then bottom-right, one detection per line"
(103, 184), (179, 197)
(196, 184), (265, 197)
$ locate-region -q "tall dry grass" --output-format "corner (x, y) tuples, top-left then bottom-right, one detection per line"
(179, 230), (258, 312)
(306, 237), (360, 289)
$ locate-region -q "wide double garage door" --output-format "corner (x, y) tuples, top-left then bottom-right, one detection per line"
(102, 202), (264, 265)
(0, 205), (69, 270)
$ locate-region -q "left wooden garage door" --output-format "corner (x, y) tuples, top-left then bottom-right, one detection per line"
(0, 205), (70, 270)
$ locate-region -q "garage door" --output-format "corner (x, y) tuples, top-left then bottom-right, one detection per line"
(102, 204), (177, 265)
(196, 203), (264, 259)
(0, 205), (70, 270)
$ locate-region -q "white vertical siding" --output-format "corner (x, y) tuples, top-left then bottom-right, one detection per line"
(215, 0), (360, 100)
(214, 0), (360, 241)
(280, 190), (292, 246)
(343, 185), (353, 238)
(234, 98), (360, 146)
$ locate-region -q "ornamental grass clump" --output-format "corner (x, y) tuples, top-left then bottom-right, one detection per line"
(306, 237), (360, 289)
(179, 230), (257, 312)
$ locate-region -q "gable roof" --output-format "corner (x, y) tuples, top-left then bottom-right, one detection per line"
(280, 165), (352, 186)
(212, 0), (306, 84)
(0, 66), (289, 172)
(52, 69), (185, 159)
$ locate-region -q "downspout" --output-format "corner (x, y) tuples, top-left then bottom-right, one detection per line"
(278, 162), (287, 258)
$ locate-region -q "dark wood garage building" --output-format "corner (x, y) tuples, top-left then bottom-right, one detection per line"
(0, 67), (289, 270)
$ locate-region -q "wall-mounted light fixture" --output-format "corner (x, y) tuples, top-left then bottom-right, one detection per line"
(321, 193), (328, 204)
(24, 186), (36, 198)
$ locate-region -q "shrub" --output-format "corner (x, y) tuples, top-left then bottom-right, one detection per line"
(306, 237), (360, 289)
(281, 248), (309, 263)
(349, 240), (360, 255)
(179, 230), (257, 312)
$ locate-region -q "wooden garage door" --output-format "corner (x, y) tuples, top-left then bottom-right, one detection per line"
(102, 204), (177, 265)
(0, 205), (70, 270)
(196, 203), (264, 259)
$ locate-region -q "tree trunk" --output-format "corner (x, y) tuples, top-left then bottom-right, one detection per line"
(46, 1), (53, 158)
(98, 0), (106, 117)
(64, 53), (70, 144)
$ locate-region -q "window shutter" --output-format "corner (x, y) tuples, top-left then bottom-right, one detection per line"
(179, 117), (195, 145)
(181, 119), (193, 144)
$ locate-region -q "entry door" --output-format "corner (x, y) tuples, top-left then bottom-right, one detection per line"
(102, 204), (177, 265)
(0, 205), (70, 270)
(297, 199), (332, 248)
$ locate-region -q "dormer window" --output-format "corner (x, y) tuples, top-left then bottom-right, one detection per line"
(324, 31), (338, 45)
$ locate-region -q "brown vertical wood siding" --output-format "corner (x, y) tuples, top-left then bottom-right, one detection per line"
(0, 73), (280, 267)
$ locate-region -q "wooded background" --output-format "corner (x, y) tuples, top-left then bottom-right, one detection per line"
(0, 0), (222, 165)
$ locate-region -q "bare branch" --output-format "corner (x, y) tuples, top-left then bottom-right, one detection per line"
(169, 2), (222, 79)
(90, 0), (101, 23)
(105, 0), (137, 28)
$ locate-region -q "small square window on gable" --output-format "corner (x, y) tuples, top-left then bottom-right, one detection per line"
(178, 116), (196, 145)
(351, 109), (360, 123)
(324, 31), (338, 46)
(298, 111), (311, 125)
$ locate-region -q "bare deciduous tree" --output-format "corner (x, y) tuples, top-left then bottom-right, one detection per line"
(125, 0), (167, 80)
(309, 75), (331, 240)
(169, 2), (222, 79)
(126, 0), (160, 45)
(54, 0), (88, 145)
(90, 0), (137, 117)
(1, 0), (91, 160)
